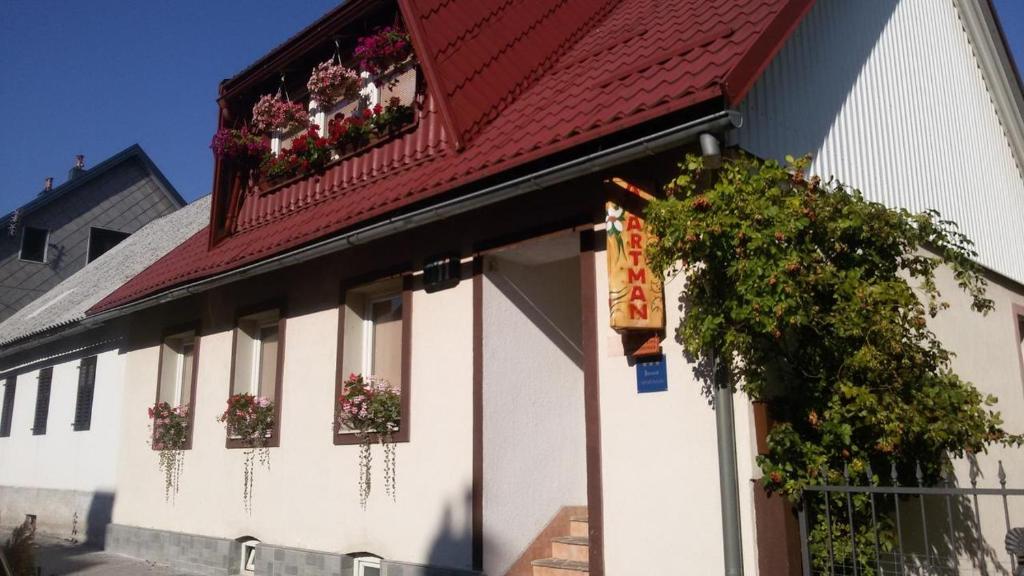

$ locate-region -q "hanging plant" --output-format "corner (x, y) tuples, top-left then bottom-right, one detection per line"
(217, 394), (275, 512)
(251, 94), (309, 135)
(369, 97), (415, 137)
(210, 127), (270, 168)
(307, 59), (361, 110)
(148, 402), (189, 502)
(336, 373), (400, 508)
(354, 26), (413, 78)
(260, 125), (333, 184)
(327, 110), (373, 155)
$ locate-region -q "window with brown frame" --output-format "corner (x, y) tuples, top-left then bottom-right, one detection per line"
(229, 307), (285, 448)
(155, 327), (200, 449)
(335, 276), (410, 445)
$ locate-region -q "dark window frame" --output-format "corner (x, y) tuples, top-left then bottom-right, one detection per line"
(86, 227), (131, 263)
(0, 376), (15, 437)
(32, 367), (53, 435)
(334, 274), (412, 446)
(153, 322), (202, 450)
(19, 226), (49, 263)
(72, 356), (98, 431)
(226, 300), (286, 449)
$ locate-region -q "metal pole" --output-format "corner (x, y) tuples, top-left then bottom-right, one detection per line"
(714, 351), (744, 576)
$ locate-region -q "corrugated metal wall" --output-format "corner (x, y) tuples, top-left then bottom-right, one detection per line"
(737, 0), (1024, 284)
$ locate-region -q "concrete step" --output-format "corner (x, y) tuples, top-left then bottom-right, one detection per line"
(551, 536), (589, 562)
(532, 558), (589, 576)
(568, 516), (588, 538)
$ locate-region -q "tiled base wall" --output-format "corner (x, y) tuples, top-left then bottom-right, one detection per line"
(106, 524), (481, 576)
(106, 524), (237, 576)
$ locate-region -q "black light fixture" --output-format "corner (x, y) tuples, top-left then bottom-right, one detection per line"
(423, 253), (461, 293)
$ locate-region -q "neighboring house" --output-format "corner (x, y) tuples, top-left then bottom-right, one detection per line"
(3, 1), (1015, 576)
(0, 145), (185, 323)
(0, 196), (210, 544)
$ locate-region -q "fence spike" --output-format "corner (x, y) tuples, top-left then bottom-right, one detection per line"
(891, 462), (899, 486)
(844, 462), (850, 483)
(915, 461), (924, 487)
(998, 460), (1006, 487)
(865, 462), (874, 485)
(969, 458), (979, 488)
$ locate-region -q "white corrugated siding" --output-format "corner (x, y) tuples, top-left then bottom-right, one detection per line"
(738, 0), (1024, 284)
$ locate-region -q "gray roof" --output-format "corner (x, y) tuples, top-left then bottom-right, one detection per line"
(0, 195), (210, 346)
(3, 144), (186, 221)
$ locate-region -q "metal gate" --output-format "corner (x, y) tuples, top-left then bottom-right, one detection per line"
(797, 460), (1024, 576)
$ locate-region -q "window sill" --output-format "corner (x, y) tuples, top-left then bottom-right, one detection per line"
(151, 442), (193, 452)
(333, 429), (408, 446)
(226, 434), (279, 450)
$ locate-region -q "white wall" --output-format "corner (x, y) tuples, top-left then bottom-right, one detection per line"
(737, 0), (1024, 286)
(482, 254), (586, 576)
(111, 277), (475, 570)
(591, 244), (761, 576)
(0, 346), (125, 537)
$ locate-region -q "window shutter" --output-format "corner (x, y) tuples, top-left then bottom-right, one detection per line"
(73, 357), (97, 431)
(0, 377), (15, 437)
(32, 367), (53, 435)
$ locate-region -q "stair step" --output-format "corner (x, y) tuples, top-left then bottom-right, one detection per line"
(569, 517), (589, 538)
(532, 558), (589, 576)
(551, 536), (589, 562)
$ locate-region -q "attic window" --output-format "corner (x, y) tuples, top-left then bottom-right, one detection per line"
(20, 227), (48, 263)
(87, 227), (130, 262)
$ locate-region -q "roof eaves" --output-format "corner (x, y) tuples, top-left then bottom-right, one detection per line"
(3, 143), (183, 221)
(722, 0), (818, 106)
(218, 0), (381, 103)
(958, 0), (1024, 177)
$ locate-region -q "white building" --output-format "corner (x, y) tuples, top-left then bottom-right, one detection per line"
(0, 197), (209, 543)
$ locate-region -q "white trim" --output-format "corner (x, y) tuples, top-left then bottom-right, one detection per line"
(955, 0), (1024, 176)
(353, 556), (381, 576)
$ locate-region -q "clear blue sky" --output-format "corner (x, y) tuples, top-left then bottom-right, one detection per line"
(2, 1), (1024, 215)
(0, 1), (339, 215)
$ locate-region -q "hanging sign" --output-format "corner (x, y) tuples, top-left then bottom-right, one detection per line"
(606, 199), (664, 331)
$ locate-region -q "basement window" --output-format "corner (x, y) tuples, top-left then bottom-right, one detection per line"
(353, 556), (382, 576)
(87, 227), (130, 262)
(20, 227), (48, 263)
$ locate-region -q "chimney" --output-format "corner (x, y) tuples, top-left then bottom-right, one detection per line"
(44, 177), (53, 192)
(68, 154), (86, 180)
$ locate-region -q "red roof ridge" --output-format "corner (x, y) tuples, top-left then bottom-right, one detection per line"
(454, 0), (620, 143)
(428, 0), (518, 61)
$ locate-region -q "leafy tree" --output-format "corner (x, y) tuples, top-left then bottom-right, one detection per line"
(644, 153), (1020, 572)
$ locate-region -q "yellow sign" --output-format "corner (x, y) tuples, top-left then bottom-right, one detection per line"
(606, 200), (664, 331)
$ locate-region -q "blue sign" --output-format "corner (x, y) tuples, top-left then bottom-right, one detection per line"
(636, 355), (668, 393)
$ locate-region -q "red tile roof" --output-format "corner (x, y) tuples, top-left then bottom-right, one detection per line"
(89, 0), (813, 315)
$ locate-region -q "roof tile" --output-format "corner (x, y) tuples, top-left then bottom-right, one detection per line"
(89, 0), (812, 315)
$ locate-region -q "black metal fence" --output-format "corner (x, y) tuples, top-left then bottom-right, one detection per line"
(798, 460), (1024, 576)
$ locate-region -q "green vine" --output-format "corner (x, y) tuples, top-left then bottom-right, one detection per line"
(644, 153), (1022, 573)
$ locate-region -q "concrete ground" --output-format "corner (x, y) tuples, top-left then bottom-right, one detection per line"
(28, 535), (200, 576)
